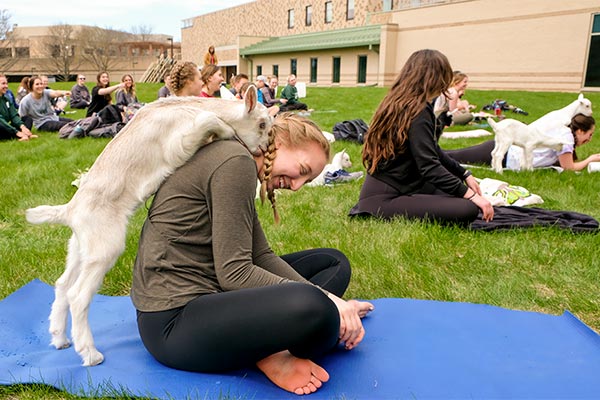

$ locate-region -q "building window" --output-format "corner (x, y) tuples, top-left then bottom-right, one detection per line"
(288, 9), (295, 29)
(357, 55), (367, 83)
(306, 5), (313, 26)
(257, 65), (262, 76)
(310, 57), (318, 83)
(332, 57), (341, 83)
(585, 13), (600, 87)
(290, 58), (297, 76)
(383, 0), (393, 11)
(346, 0), (355, 20)
(325, 1), (333, 23)
(15, 47), (30, 58)
(273, 64), (279, 77)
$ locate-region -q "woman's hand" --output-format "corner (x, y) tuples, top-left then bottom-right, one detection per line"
(464, 175), (482, 196)
(327, 293), (367, 350)
(471, 194), (494, 222)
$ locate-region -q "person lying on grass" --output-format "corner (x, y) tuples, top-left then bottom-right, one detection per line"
(445, 114), (599, 172)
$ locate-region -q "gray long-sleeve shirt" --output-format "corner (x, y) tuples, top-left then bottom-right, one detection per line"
(131, 140), (311, 312)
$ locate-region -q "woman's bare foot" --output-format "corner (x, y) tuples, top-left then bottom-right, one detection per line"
(257, 350), (329, 395)
(348, 299), (374, 318)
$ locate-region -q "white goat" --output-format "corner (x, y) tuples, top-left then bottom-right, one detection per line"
(529, 93), (593, 132)
(25, 90), (271, 366)
(489, 118), (573, 173)
(489, 94), (593, 173)
(306, 149), (353, 186)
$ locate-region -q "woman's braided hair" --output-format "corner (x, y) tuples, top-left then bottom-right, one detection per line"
(169, 61), (198, 95)
(259, 112), (330, 223)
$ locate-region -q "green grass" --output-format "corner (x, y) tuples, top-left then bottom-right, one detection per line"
(2, 82), (600, 399)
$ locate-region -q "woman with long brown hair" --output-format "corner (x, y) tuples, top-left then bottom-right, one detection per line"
(86, 71), (124, 117)
(350, 49), (493, 224)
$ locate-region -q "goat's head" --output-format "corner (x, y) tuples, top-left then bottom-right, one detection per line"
(332, 149), (352, 169)
(573, 93), (593, 117)
(227, 85), (272, 155)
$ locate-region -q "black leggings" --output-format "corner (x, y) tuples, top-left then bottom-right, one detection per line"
(37, 117), (73, 132)
(352, 174), (479, 225)
(136, 248), (350, 372)
(445, 140), (507, 167)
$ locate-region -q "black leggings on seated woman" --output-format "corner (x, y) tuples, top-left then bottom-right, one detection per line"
(445, 140), (507, 167)
(350, 174), (479, 225)
(136, 248), (350, 372)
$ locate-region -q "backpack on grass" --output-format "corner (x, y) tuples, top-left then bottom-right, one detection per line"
(332, 119), (369, 144)
(58, 116), (101, 139)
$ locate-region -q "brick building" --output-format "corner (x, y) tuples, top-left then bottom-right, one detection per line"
(0, 25), (181, 82)
(181, 0), (600, 92)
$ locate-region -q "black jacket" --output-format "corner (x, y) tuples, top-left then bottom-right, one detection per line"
(371, 102), (468, 197)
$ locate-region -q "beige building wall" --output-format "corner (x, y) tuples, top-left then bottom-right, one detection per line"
(182, 0), (382, 65)
(244, 46), (379, 86)
(370, 0), (600, 91)
(181, 0), (599, 92)
(1, 26), (181, 82)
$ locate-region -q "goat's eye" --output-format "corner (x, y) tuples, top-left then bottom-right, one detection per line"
(259, 122), (266, 129)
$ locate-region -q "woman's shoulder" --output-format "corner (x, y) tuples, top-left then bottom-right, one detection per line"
(193, 140), (253, 164)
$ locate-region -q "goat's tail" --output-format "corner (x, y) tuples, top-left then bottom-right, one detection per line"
(487, 117), (498, 131)
(26, 204), (68, 226)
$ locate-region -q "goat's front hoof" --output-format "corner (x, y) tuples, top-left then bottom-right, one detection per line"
(80, 348), (104, 367)
(50, 334), (71, 350)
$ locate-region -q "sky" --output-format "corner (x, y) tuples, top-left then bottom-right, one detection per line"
(3, 0), (254, 42)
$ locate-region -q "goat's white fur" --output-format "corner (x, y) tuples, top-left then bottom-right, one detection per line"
(307, 149), (352, 187)
(25, 89), (271, 366)
(490, 94), (593, 173)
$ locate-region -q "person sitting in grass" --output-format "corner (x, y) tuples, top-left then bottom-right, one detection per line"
(18, 75), (73, 132)
(199, 64), (224, 98)
(168, 61), (203, 97)
(445, 114), (599, 172)
(86, 71), (124, 117)
(115, 74), (139, 108)
(157, 72), (172, 98)
(70, 74), (91, 109)
(350, 49), (494, 225)
(279, 74), (309, 112)
(0, 74), (37, 141)
(131, 113), (374, 396)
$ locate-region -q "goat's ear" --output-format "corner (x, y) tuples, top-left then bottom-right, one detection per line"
(244, 85), (257, 113)
(578, 93), (584, 101)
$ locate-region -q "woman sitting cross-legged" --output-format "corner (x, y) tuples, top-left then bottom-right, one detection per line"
(350, 49), (494, 225)
(132, 113), (374, 396)
(18, 75), (73, 132)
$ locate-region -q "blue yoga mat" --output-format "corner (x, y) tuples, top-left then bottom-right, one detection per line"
(1, 280), (599, 399)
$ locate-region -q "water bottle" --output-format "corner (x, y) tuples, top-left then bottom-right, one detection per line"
(494, 103), (501, 117)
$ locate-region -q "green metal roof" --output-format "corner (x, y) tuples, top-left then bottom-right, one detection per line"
(240, 25), (381, 56)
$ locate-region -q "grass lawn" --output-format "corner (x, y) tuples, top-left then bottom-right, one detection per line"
(1, 81), (599, 399)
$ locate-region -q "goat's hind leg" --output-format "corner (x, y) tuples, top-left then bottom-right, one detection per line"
(49, 233), (80, 350)
(68, 226), (126, 366)
(491, 140), (510, 174)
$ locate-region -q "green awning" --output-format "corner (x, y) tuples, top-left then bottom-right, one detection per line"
(240, 25), (381, 56)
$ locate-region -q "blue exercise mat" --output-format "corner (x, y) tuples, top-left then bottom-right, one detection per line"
(1, 279), (600, 399)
